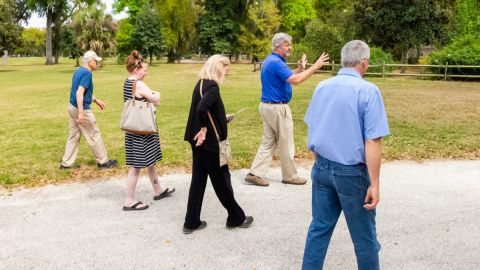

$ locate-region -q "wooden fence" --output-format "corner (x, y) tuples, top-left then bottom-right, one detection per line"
(252, 61), (480, 80)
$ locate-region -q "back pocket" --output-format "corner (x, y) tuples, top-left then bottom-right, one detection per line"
(333, 167), (369, 196)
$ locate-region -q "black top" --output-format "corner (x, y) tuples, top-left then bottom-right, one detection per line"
(184, 79), (228, 152)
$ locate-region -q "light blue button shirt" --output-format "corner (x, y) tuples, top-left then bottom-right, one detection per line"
(304, 68), (390, 165)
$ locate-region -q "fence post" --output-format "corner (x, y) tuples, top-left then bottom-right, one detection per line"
(382, 61), (385, 78)
(331, 60), (335, 75)
(444, 62), (448, 81)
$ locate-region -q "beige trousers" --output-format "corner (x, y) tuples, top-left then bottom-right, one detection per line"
(249, 103), (298, 181)
(61, 104), (109, 167)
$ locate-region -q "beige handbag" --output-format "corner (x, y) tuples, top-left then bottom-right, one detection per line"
(120, 80), (158, 135)
(200, 80), (233, 167)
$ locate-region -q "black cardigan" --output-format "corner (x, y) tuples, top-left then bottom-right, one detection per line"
(184, 79), (227, 152)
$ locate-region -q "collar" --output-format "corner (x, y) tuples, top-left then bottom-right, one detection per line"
(271, 52), (286, 62)
(338, 68), (362, 78)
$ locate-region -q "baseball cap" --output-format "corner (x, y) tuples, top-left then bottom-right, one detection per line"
(83, 50), (102, 62)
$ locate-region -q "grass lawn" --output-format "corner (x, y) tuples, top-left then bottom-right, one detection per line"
(1, 57), (479, 187)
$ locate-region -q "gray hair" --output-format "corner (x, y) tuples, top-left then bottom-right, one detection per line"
(272, 33), (292, 51)
(341, 40), (370, 67)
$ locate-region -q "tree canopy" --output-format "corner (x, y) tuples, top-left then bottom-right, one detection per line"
(354, 0), (445, 64)
(3, 0), (477, 70)
(197, 0), (239, 55)
(0, 0), (23, 52)
(131, 3), (162, 64)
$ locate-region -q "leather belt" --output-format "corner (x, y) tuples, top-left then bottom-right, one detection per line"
(262, 101), (288, 104)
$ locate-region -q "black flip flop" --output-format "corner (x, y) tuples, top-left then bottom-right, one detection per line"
(154, 187), (176, 200)
(122, 201), (149, 211)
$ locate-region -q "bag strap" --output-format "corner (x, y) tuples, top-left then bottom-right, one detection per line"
(130, 79), (150, 108)
(200, 80), (220, 141)
(130, 79), (137, 105)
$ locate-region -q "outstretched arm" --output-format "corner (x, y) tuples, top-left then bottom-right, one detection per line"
(287, 52), (329, 85)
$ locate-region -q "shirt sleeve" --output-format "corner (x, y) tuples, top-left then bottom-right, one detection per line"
(274, 60), (294, 82)
(363, 89), (390, 140)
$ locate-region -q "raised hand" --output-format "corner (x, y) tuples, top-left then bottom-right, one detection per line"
(298, 53), (307, 70)
(313, 52), (330, 70)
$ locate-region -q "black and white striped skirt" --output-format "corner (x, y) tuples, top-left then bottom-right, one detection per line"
(125, 132), (162, 168)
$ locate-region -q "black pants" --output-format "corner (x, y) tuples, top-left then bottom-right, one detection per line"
(184, 147), (246, 229)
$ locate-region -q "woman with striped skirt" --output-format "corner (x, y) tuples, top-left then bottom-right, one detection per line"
(122, 50), (175, 211)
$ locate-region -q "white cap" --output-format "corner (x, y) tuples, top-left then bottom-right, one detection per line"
(83, 50), (102, 62)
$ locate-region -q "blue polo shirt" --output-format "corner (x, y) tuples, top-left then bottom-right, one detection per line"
(69, 67), (94, 110)
(304, 68), (390, 165)
(260, 52), (294, 102)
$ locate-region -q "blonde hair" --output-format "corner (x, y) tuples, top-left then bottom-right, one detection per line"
(198, 54), (230, 84)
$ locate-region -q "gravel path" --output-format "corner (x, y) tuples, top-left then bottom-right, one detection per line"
(1, 160), (479, 270)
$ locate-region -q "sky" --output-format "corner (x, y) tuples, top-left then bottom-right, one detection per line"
(25, 0), (127, 28)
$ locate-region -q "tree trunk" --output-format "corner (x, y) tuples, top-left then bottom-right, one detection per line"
(2, 50), (7, 65)
(53, 25), (61, 64)
(45, 8), (53, 65)
(400, 46), (407, 74)
(167, 49), (175, 63)
(149, 51), (153, 65)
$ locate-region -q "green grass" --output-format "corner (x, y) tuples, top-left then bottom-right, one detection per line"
(1, 57), (480, 187)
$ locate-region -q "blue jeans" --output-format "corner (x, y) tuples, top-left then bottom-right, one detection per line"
(302, 155), (381, 270)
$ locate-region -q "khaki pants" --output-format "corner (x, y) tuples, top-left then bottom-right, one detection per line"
(61, 104), (108, 167)
(249, 103), (298, 181)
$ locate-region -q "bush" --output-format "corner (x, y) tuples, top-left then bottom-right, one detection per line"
(428, 34), (480, 77)
(290, 21), (343, 70)
(116, 53), (127, 64)
(290, 43), (317, 63)
(367, 47), (396, 73)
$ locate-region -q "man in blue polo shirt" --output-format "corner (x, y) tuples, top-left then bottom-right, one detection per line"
(60, 50), (117, 170)
(302, 40), (390, 270)
(245, 33), (329, 186)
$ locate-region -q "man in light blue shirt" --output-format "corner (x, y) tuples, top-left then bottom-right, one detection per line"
(302, 40), (390, 270)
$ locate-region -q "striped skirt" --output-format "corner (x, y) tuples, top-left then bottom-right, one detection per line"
(125, 132), (162, 168)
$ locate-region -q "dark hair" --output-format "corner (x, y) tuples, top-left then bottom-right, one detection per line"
(125, 50), (145, 72)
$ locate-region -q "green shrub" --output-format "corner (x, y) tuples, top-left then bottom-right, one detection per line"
(290, 43), (317, 63)
(368, 47), (396, 73)
(290, 21), (343, 71)
(428, 34), (480, 77)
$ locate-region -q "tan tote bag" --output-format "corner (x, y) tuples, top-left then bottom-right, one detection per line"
(120, 80), (158, 135)
(200, 80), (233, 167)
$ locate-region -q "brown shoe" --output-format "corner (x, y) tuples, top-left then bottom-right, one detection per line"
(245, 173), (269, 186)
(282, 177), (307, 185)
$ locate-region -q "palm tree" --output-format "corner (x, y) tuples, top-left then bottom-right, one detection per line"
(70, 4), (118, 59)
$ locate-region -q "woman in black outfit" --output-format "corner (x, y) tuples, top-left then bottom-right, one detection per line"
(183, 54), (253, 234)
